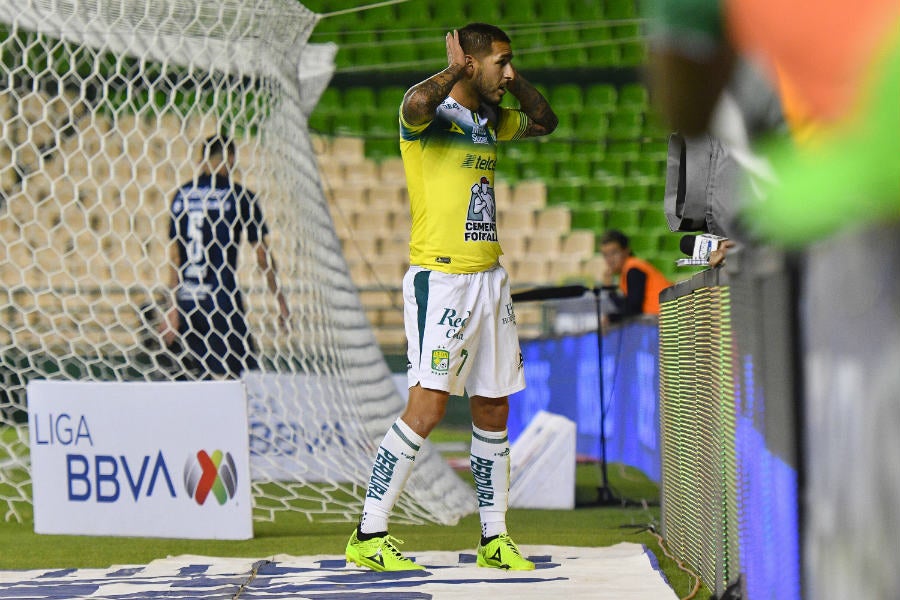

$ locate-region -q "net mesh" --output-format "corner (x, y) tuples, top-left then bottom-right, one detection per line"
(0, 0), (475, 526)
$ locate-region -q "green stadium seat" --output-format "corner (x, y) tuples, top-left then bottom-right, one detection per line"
(550, 83), (584, 113)
(548, 181), (582, 206)
(571, 0), (604, 19)
(365, 111), (396, 138)
(361, 4), (397, 28)
(584, 84), (618, 113)
(553, 112), (576, 138)
(537, 139), (572, 161)
(365, 138), (400, 162)
(605, 0), (636, 19)
(581, 181), (617, 205)
(587, 43), (621, 67)
(344, 87), (377, 114)
(593, 157), (626, 181)
(572, 139), (605, 163)
(607, 111), (643, 140)
(606, 140), (641, 159)
(431, 0), (468, 24)
(537, 1), (570, 21)
(605, 207), (640, 231)
(316, 87), (341, 113)
(574, 112), (608, 141)
(503, 139), (540, 162)
(519, 160), (556, 182)
(618, 83), (650, 110)
(658, 232), (682, 255)
(627, 232), (659, 257)
(503, 0), (537, 22)
(377, 86), (406, 111)
(628, 158), (664, 181)
(556, 156), (592, 182)
(385, 43), (419, 67)
(620, 181), (651, 203)
(307, 111), (332, 135)
(620, 41), (648, 66)
(642, 138), (671, 159)
(333, 111), (365, 136)
(640, 207), (670, 231)
(571, 206), (605, 232)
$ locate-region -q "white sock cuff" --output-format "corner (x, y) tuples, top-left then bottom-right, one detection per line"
(472, 425), (508, 443)
(394, 417), (425, 449)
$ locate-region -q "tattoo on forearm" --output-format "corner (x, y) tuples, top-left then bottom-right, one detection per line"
(403, 64), (464, 125)
(510, 78), (558, 136)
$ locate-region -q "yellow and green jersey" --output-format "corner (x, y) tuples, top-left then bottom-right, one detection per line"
(400, 96), (528, 273)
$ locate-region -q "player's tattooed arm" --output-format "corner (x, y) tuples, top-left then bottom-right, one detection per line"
(402, 30), (467, 126)
(508, 71), (558, 137)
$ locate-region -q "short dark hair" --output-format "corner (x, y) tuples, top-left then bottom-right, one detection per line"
(600, 229), (630, 249)
(203, 135), (235, 161)
(458, 23), (511, 57)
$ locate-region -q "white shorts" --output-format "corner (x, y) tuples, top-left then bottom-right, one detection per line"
(404, 264), (525, 398)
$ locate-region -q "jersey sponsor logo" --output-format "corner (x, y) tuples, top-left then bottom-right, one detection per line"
(435, 256), (451, 264)
(431, 349), (450, 374)
(471, 122), (490, 144)
(470, 456), (495, 507)
(465, 177), (498, 242)
(447, 121), (465, 135)
(461, 154), (496, 172)
(502, 302), (517, 325)
(438, 308), (470, 340)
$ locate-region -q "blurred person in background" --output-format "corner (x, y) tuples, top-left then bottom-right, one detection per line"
(159, 136), (289, 380)
(599, 229), (672, 327)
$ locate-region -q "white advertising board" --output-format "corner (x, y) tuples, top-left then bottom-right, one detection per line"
(243, 372), (357, 483)
(27, 380), (252, 539)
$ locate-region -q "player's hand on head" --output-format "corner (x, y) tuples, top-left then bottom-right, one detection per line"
(445, 30), (465, 69)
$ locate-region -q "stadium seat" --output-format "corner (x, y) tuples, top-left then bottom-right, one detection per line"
(537, 139), (572, 161)
(605, 207), (640, 231)
(431, 0), (468, 24)
(571, 0), (604, 19)
(547, 181), (582, 206)
(584, 84), (618, 113)
(561, 229), (597, 257)
(593, 157), (626, 181)
(607, 111), (643, 140)
(556, 157), (592, 183)
(535, 205), (571, 233)
(620, 181), (651, 204)
(344, 87), (377, 113)
(581, 181), (617, 205)
(519, 159), (556, 182)
(640, 207), (670, 231)
(618, 83), (650, 111)
(574, 111), (609, 141)
(587, 43), (621, 67)
(502, 0), (537, 22)
(550, 83), (584, 113)
(570, 207), (604, 232)
(605, 0), (636, 19)
(377, 86), (406, 111)
(536, 1), (570, 21)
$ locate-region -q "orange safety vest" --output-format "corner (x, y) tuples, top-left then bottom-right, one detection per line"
(620, 256), (672, 315)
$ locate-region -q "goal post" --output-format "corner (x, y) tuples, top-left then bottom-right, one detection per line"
(0, 0), (475, 527)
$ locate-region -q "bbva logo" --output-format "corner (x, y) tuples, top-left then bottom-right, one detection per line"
(183, 450), (238, 506)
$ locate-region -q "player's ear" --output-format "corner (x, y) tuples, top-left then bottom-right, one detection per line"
(464, 54), (475, 76)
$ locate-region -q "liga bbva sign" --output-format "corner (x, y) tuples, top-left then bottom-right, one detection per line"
(27, 380), (252, 539)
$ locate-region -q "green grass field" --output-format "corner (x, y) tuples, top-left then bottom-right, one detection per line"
(0, 427), (709, 598)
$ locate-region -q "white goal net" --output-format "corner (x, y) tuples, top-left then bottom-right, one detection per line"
(0, 0), (475, 526)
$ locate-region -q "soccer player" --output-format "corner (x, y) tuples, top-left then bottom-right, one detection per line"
(345, 23), (557, 572)
(159, 136), (289, 379)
